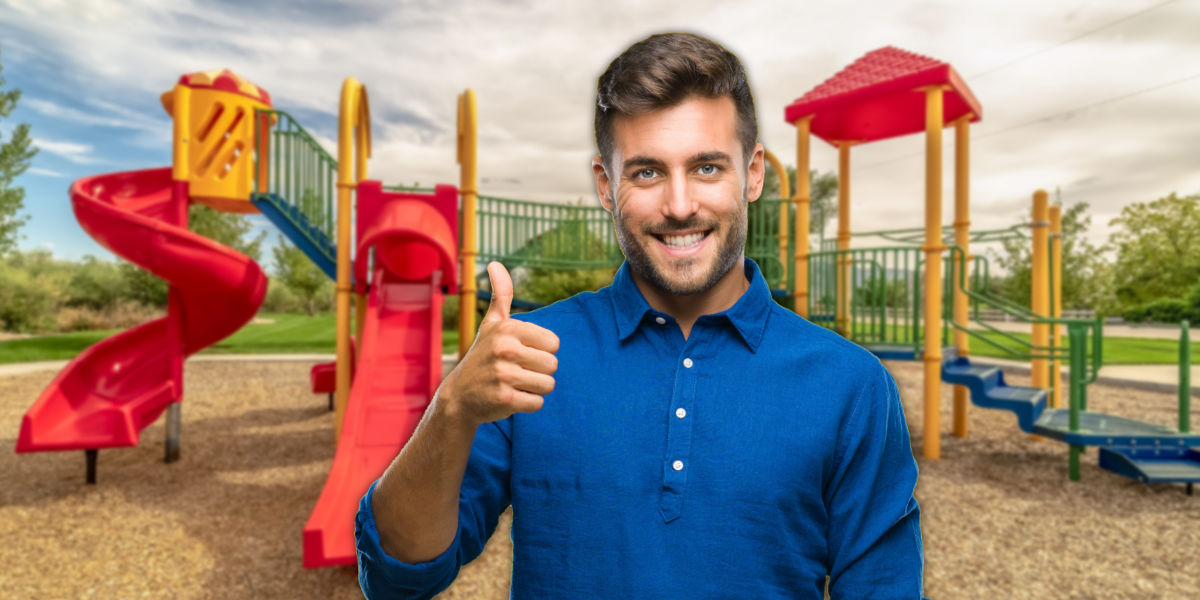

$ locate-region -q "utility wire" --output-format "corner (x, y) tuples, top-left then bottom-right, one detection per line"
(860, 70), (1200, 170)
(968, 0), (1179, 79)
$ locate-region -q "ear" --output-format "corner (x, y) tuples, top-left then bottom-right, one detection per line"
(746, 143), (766, 203)
(592, 155), (615, 213)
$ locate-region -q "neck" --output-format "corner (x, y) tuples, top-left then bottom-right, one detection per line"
(632, 257), (749, 340)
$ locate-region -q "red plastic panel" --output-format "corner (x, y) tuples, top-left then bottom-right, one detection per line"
(785, 46), (982, 144)
(17, 168), (266, 452)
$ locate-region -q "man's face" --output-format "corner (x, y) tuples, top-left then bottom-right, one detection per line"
(594, 95), (764, 296)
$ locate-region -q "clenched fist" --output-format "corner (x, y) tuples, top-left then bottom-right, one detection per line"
(437, 262), (560, 427)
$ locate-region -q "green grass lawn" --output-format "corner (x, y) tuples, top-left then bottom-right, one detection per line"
(0, 313), (1192, 366)
(0, 313), (463, 364)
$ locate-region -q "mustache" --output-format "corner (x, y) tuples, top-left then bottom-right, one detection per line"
(640, 218), (720, 236)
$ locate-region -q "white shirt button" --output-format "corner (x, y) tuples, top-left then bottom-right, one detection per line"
(655, 316), (666, 325)
(672, 460), (684, 471)
(675, 407), (687, 419)
(682, 358), (694, 368)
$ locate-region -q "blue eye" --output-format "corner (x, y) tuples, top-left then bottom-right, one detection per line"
(637, 168), (657, 179)
(698, 164), (718, 175)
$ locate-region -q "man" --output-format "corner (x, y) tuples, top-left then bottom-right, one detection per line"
(357, 32), (923, 599)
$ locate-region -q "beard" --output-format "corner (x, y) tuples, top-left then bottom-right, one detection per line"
(612, 190), (747, 296)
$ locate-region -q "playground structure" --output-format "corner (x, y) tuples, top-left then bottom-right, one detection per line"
(12, 45), (1200, 570)
(16, 70), (460, 568)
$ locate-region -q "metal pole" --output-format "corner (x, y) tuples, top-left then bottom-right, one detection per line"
(1181, 320), (1191, 433)
(1069, 324), (1084, 481)
(458, 90), (479, 358)
(921, 85), (947, 460)
(165, 402), (181, 463)
(85, 449), (98, 485)
(794, 116), (812, 318)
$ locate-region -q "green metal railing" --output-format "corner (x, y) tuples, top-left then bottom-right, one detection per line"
(253, 109), (338, 242)
(804, 246), (996, 352)
(476, 195), (622, 270)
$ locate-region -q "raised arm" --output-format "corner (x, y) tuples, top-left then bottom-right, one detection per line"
(357, 262), (559, 595)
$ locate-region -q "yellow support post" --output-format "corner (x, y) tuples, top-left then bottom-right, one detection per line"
(794, 116), (812, 318)
(835, 141), (852, 337)
(457, 90), (479, 359)
(763, 148), (790, 283)
(1049, 204), (1063, 408)
(335, 77), (371, 437)
(952, 116), (972, 438)
(1032, 190), (1050, 395)
(922, 85), (948, 460)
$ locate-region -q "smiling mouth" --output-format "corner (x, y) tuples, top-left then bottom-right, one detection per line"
(653, 230), (712, 249)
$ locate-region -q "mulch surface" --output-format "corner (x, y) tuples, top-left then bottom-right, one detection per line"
(1, 360), (1196, 599)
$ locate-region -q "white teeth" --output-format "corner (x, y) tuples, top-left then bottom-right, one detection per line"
(662, 232), (704, 249)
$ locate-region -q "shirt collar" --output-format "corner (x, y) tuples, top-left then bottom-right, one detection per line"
(609, 258), (772, 352)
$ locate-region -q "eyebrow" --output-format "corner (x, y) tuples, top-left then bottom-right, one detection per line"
(621, 151), (734, 172)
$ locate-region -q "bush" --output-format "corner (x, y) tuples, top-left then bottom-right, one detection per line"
(516, 267), (614, 305)
(442, 293), (460, 330)
(0, 260), (61, 332)
(1123, 297), (1190, 324)
(65, 255), (128, 310)
(55, 301), (163, 331)
(0, 251), (69, 333)
(261, 278), (302, 313)
(1186, 281), (1200, 323)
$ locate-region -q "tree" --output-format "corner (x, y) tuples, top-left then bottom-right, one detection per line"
(0, 44), (38, 254)
(508, 203), (618, 305)
(120, 202), (268, 306)
(759, 165), (838, 235)
(272, 235), (328, 315)
(1105, 192), (1200, 311)
(991, 198), (1108, 312)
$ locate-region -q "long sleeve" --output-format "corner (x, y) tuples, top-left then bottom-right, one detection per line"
(825, 360), (923, 599)
(355, 417), (513, 599)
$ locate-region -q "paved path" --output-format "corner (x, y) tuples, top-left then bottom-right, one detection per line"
(5, 352), (1193, 397)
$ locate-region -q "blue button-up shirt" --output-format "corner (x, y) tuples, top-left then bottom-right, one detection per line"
(357, 258), (922, 599)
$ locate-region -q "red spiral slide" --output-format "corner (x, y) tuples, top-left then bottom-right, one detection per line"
(302, 181), (458, 568)
(16, 167), (267, 453)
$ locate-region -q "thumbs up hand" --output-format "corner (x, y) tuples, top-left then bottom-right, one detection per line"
(436, 262), (560, 428)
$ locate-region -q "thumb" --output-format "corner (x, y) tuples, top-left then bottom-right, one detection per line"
(483, 261), (513, 323)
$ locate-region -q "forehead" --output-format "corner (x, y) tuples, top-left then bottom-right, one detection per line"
(610, 96), (740, 163)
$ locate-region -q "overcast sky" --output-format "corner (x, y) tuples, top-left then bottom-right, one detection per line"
(2, 0), (1198, 263)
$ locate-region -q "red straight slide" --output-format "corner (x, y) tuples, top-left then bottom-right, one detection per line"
(303, 182), (457, 568)
(16, 168), (266, 452)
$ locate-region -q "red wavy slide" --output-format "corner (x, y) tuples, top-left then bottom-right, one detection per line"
(16, 167), (266, 453)
(302, 182), (458, 568)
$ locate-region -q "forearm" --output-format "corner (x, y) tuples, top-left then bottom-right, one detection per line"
(371, 389), (478, 563)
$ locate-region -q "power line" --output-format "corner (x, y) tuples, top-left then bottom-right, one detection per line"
(860, 70), (1200, 170)
(968, 0), (1179, 79)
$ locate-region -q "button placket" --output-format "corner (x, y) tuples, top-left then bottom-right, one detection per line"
(660, 330), (705, 523)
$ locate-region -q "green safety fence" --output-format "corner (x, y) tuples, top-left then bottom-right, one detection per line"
(476, 195), (623, 270)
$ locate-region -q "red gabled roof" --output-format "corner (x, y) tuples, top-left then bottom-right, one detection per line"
(785, 46), (981, 145)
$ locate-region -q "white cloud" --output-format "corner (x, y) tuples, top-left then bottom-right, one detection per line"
(41, 242), (54, 250)
(24, 97), (164, 134)
(32, 137), (100, 164)
(2, 0), (1198, 255)
(27, 167), (66, 178)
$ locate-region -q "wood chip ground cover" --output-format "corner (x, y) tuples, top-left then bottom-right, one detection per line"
(1, 361), (1195, 599)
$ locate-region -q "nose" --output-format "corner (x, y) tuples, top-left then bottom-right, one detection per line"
(661, 174), (698, 221)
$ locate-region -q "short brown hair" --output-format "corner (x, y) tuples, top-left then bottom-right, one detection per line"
(594, 32), (758, 170)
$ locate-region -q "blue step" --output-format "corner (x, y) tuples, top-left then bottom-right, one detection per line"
(864, 344), (919, 361)
(1032, 410), (1200, 447)
(940, 356), (1046, 432)
(1098, 446), (1200, 484)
